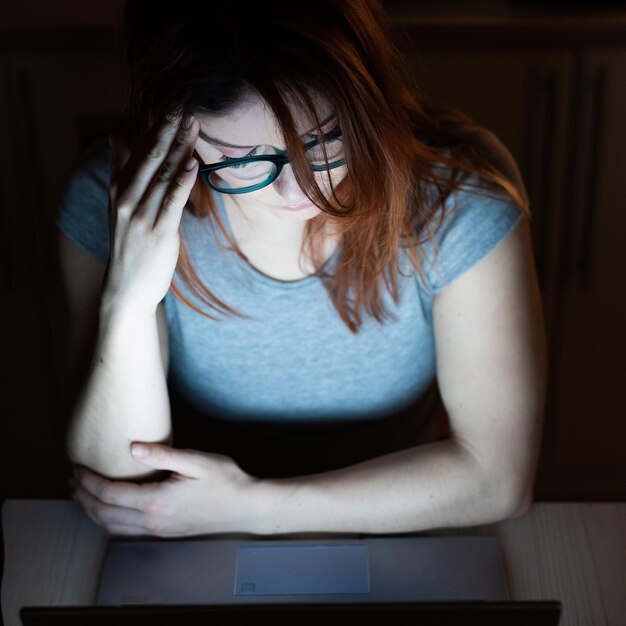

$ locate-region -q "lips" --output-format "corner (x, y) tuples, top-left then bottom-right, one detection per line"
(283, 199), (315, 211)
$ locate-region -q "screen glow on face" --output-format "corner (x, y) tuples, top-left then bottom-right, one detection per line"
(206, 126), (344, 192)
(194, 98), (347, 197)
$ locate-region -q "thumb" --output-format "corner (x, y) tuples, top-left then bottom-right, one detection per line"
(108, 131), (132, 178)
(107, 132), (133, 218)
(131, 442), (199, 477)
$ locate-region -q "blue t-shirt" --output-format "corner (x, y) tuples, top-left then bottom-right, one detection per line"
(56, 137), (523, 429)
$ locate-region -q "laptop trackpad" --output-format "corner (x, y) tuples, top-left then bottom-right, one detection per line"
(235, 545), (371, 595)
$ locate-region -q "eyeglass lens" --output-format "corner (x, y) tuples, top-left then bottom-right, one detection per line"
(204, 130), (345, 193)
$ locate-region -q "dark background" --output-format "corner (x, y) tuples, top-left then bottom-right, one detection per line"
(1, 0), (625, 500)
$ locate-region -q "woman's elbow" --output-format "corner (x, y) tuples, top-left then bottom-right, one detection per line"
(507, 488), (533, 519)
(494, 479), (534, 522)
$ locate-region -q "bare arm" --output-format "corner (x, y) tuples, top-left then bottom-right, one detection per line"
(60, 232), (172, 479)
(61, 112), (198, 479)
(249, 217), (546, 534)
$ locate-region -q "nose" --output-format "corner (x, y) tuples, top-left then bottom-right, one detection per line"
(271, 162), (310, 206)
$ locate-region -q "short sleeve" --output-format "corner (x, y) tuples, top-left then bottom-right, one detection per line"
(418, 128), (527, 294)
(421, 177), (524, 294)
(56, 137), (112, 264)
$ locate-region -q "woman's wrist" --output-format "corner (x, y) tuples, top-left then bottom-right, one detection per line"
(99, 290), (159, 325)
(243, 477), (297, 536)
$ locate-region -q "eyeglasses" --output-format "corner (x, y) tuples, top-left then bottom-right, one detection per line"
(192, 127), (347, 194)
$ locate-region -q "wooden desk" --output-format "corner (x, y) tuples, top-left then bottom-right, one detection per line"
(2, 501), (625, 626)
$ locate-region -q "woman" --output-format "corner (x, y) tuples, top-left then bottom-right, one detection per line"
(60, 0), (547, 537)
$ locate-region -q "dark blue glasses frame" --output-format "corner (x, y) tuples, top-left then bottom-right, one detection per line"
(192, 128), (346, 194)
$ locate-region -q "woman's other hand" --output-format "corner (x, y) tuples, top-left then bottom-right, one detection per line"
(70, 444), (260, 537)
(102, 112), (199, 318)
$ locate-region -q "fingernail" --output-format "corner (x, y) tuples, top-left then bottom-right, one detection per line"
(182, 114), (193, 130)
(132, 443), (149, 457)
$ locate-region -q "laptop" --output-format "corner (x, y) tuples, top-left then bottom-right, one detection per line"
(21, 601), (562, 625)
(20, 536), (562, 624)
(96, 536), (511, 605)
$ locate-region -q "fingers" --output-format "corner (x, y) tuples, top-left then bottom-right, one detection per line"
(111, 114), (178, 210)
(71, 468), (180, 536)
(103, 523), (154, 537)
(131, 442), (202, 477)
(72, 477), (149, 533)
(108, 130), (134, 207)
(108, 132), (131, 178)
(115, 113), (199, 231)
(150, 119), (199, 233)
(74, 468), (146, 510)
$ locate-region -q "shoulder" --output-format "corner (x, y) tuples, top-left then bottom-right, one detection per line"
(56, 137), (113, 265)
(68, 137), (112, 185)
(457, 126), (528, 207)
(418, 129), (527, 296)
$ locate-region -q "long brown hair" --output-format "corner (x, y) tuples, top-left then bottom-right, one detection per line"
(120, 0), (528, 333)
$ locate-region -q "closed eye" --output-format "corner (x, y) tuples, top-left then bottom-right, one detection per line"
(213, 126), (342, 165)
(219, 146), (259, 163)
(303, 126), (342, 149)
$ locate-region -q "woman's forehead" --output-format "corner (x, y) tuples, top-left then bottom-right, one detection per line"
(195, 92), (335, 150)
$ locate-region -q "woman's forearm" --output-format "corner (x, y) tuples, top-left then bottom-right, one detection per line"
(66, 306), (172, 479)
(252, 438), (528, 535)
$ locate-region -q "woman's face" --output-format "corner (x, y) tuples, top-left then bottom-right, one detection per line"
(191, 91), (347, 222)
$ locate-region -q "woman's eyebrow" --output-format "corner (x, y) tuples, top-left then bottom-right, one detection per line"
(198, 112), (337, 149)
